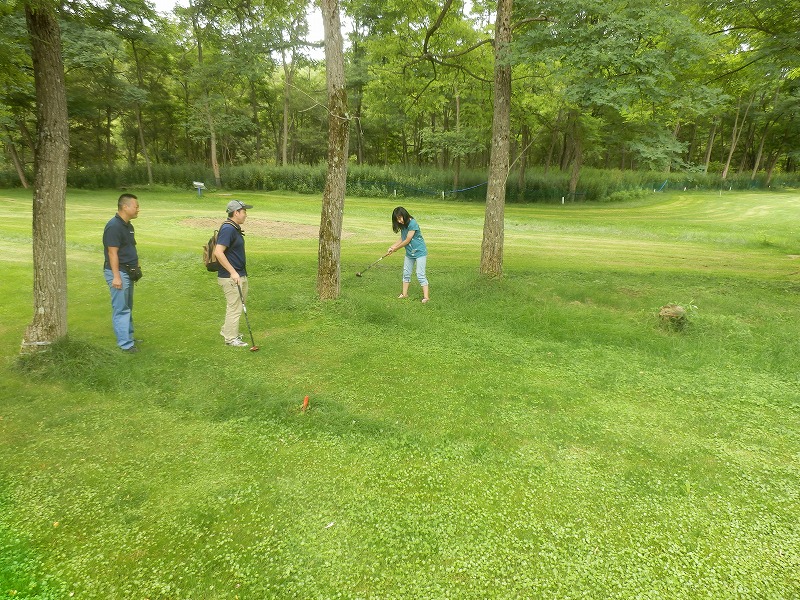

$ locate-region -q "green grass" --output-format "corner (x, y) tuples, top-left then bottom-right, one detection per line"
(1, 187), (799, 599)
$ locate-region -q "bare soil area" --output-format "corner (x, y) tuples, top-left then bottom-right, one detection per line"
(182, 217), (343, 240)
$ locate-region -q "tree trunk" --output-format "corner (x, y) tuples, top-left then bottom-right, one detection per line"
(250, 81), (262, 163)
(544, 110), (563, 175)
(22, 0), (69, 352)
(2, 126), (29, 188)
(751, 122), (770, 180)
(453, 88), (460, 192)
(136, 107), (153, 185)
(130, 41), (153, 184)
(667, 121), (680, 173)
(191, 5), (221, 187)
(737, 121), (756, 173)
(752, 85), (780, 180)
(721, 94), (753, 180)
(517, 123), (529, 201)
(479, 0), (512, 277)
(206, 108), (221, 187)
(703, 117), (717, 173)
(317, 0), (349, 300)
(568, 141), (582, 200)
(281, 48), (293, 166)
(686, 123), (697, 165)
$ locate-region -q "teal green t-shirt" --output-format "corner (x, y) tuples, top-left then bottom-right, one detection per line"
(402, 218), (427, 258)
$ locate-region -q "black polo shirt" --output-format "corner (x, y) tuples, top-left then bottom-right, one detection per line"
(103, 214), (138, 268)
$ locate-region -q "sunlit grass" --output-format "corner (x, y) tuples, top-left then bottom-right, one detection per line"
(1, 188), (799, 598)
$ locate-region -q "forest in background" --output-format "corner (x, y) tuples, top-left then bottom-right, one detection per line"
(1, 0), (798, 197)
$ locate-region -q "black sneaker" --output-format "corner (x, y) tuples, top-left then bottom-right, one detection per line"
(122, 346), (139, 353)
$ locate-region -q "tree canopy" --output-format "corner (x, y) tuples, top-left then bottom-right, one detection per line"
(0, 0), (797, 184)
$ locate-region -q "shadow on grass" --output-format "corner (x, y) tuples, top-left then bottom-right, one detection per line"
(16, 337), (122, 390)
(184, 380), (397, 440)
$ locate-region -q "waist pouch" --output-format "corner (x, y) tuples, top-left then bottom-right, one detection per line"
(123, 263), (143, 282)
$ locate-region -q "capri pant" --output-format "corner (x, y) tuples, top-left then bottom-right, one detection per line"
(403, 255), (428, 286)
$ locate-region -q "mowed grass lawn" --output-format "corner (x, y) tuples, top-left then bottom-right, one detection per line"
(1, 188), (799, 599)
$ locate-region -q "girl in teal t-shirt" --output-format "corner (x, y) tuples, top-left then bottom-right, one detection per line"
(388, 206), (430, 304)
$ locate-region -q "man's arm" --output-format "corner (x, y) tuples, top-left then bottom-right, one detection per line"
(107, 246), (123, 289)
(214, 243), (241, 284)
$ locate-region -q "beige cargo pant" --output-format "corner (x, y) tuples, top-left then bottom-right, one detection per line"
(218, 276), (248, 343)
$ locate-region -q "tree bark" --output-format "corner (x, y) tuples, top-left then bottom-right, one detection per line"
(317, 0), (349, 300)
(22, 0), (69, 352)
(480, 0), (513, 277)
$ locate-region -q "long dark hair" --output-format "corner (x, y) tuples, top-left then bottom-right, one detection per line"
(391, 206), (412, 233)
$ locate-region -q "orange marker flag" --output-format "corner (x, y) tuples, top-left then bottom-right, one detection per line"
(302, 395), (309, 412)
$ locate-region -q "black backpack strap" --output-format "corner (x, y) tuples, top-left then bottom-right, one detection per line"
(221, 218), (243, 235)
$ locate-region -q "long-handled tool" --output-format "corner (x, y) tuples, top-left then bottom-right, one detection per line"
(356, 252), (390, 277)
(236, 282), (259, 352)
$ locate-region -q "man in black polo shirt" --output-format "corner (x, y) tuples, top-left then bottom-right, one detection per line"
(103, 193), (141, 353)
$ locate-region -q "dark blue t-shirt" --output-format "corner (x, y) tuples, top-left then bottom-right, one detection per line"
(216, 221), (246, 278)
(103, 214), (138, 268)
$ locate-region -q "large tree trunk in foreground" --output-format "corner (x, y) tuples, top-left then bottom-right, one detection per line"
(317, 0), (349, 300)
(480, 0), (513, 277)
(22, 0), (69, 352)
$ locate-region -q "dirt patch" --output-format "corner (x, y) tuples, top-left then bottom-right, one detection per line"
(182, 217), (344, 240)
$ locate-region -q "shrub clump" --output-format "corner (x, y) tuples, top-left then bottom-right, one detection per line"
(658, 303), (696, 330)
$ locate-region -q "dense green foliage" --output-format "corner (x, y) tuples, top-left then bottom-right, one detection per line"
(2, 162), (797, 201)
(1, 188), (799, 597)
(0, 0), (798, 187)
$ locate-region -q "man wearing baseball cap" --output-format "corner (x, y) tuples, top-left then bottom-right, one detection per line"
(214, 200), (254, 347)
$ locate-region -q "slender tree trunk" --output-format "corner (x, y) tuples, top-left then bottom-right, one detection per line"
(2, 126), (29, 188)
(567, 111), (582, 200)
(479, 0), (512, 277)
(738, 121), (756, 173)
(206, 107), (221, 187)
(281, 49), (293, 166)
(317, 0), (349, 300)
(568, 142), (582, 200)
(249, 81), (262, 162)
(686, 123), (697, 165)
(135, 107), (153, 184)
(751, 123), (770, 180)
(703, 117), (717, 173)
(190, 5), (221, 187)
(667, 121), (680, 173)
(453, 88), (460, 192)
(544, 110), (562, 175)
(106, 108), (113, 170)
(722, 94), (754, 180)
(130, 41), (153, 184)
(517, 124), (529, 201)
(752, 85), (780, 180)
(22, 0), (69, 352)
(765, 151), (779, 186)
(18, 117), (35, 153)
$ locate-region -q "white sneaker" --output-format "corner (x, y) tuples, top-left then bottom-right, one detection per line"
(226, 338), (249, 347)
